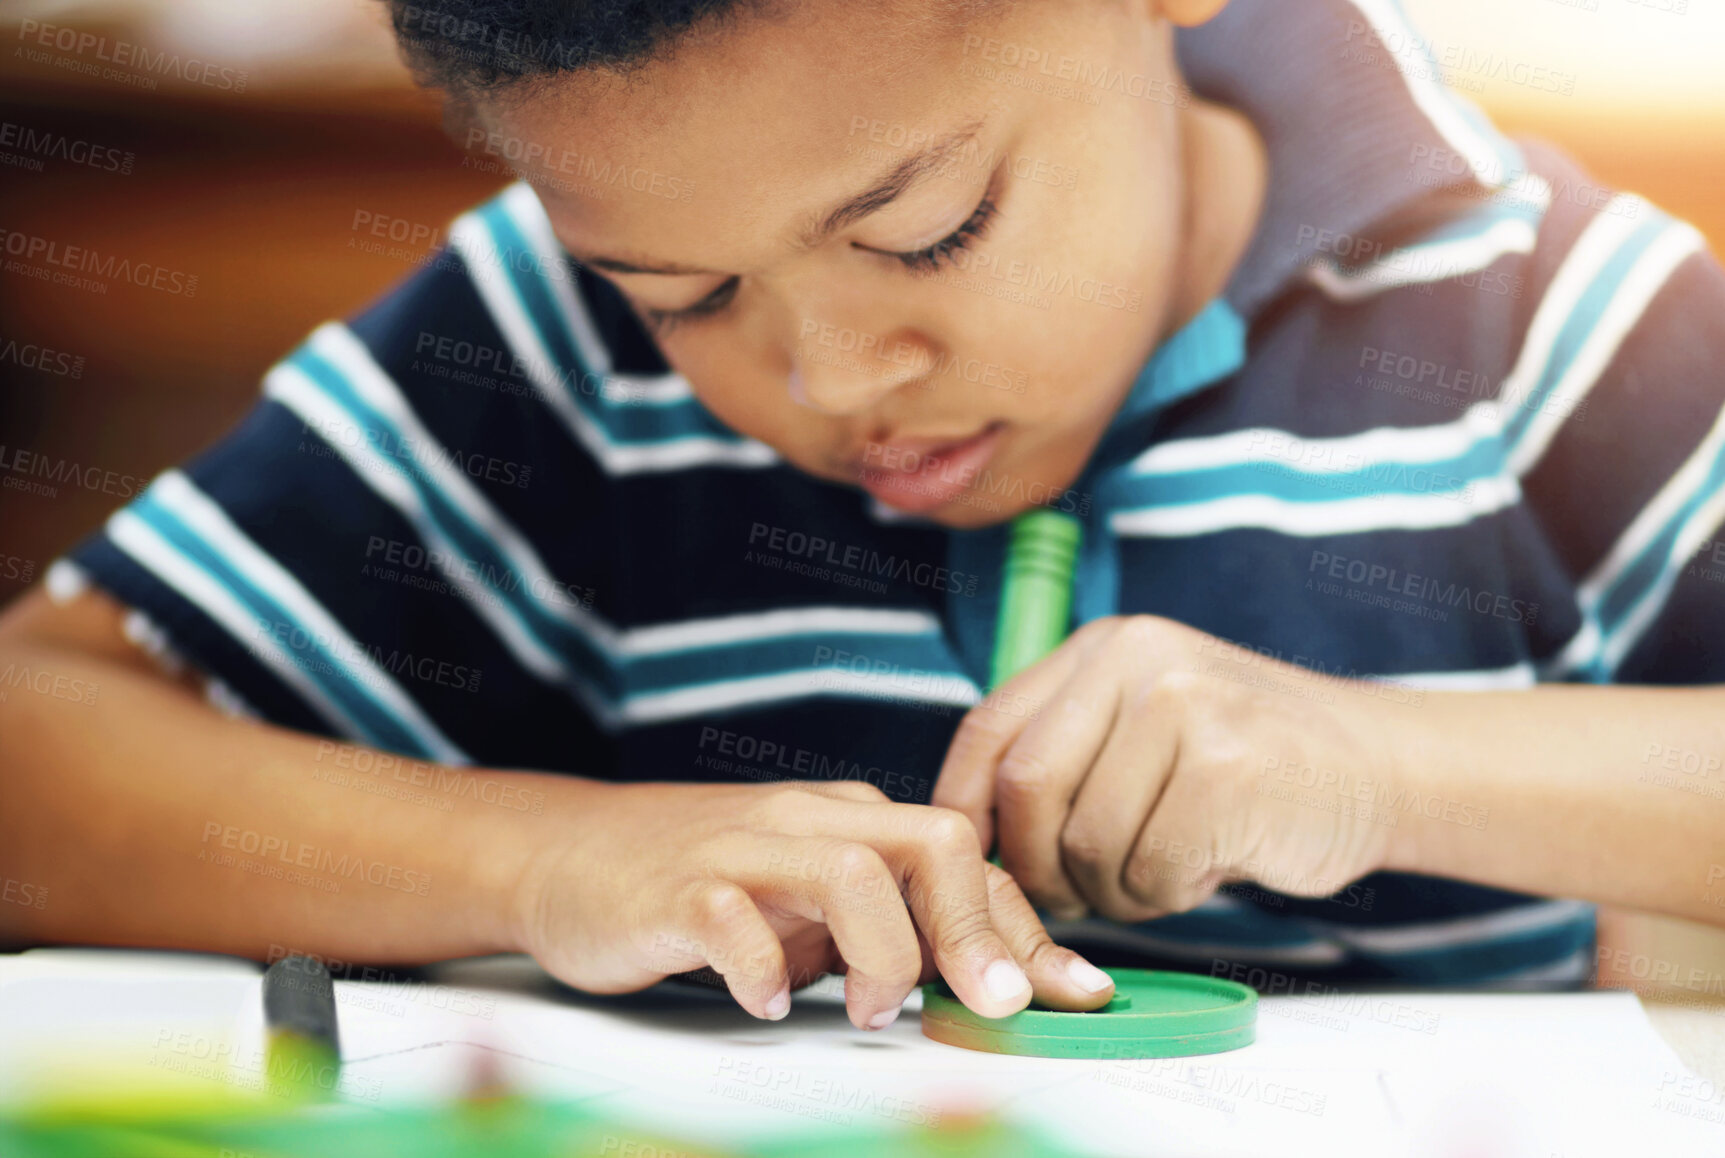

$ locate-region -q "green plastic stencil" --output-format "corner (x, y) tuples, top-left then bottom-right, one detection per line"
(921, 968), (1257, 1059)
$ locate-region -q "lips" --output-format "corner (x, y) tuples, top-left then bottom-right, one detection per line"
(856, 422), (1005, 514)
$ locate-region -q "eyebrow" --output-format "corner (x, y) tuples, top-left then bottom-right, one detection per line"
(567, 121), (986, 277)
(796, 121), (985, 250)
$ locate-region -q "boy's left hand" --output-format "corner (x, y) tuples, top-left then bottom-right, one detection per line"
(931, 616), (1412, 921)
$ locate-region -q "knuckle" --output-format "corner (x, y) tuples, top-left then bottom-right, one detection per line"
(982, 861), (1035, 908)
(953, 704), (1013, 751)
(1059, 825), (1108, 872)
(755, 784), (819, 820)
(1124, 861), (1214, 917)
(1137, 669), (1203, 714)
(693, 880), (755, 929)
(840, 779), (891, 804)
(826, 840), (887, 884)
(996, 748), (1054, 798)
(935, 908), (999, 960)
(981, 860), (1018, 896)
(1072, 614), (1125, 641)
(878, 938), (925, 981)
(1021, 934), (1069, 975)
(1116, 614), (1172, 651)
(1123, 851), (1171, 899)
(919, 807), (980, 854)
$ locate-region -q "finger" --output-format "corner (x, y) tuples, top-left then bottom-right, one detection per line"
(758, 792), (1034, 1019)
(804, 779), (892, 805)
(1061, 678), (1183, 920)
(882, 806), (1036, 1019)
(671, 879), (791, 1020)
(992, 656), (1126, 915)
(983, 863), (1115, 1010)
(1120, 684), (1227, 915)
(739, 837), (923, 1031)
(931, 635), (1088, 850)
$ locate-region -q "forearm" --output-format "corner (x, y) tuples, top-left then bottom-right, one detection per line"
(0, 630), (593, 963)
(1380, 684), (1725, 924)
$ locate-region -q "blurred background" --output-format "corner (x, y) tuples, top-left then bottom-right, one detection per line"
(2, 0), (1723, 991)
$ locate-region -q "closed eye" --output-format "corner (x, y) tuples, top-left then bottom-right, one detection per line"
(635, 178), (1001, 333)
(638, 277), (739, 334)
(888, 193), (997, 273)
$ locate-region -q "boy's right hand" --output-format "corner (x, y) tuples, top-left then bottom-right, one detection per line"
(507, 779), (1116, 1029)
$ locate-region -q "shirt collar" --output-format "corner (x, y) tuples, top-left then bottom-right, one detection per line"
(1177, 0), (1529, 317)
(1077, 0), (1532, 452)
(1088, 298), (1248, 478)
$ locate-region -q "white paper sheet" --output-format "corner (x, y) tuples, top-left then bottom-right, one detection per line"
(4, 949), (1722, 1157)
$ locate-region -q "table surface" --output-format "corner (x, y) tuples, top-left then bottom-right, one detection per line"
(1640, 990), (1725, 1088)
(8, 950), (1725, 1156)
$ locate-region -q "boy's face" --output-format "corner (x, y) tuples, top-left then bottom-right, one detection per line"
(487, 0), (1219, 527)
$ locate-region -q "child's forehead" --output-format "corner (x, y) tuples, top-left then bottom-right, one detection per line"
(541, 7), (982, 113)
(483, 3), (1020, 260)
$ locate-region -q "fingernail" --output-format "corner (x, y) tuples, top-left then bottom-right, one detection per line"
(1067, 958), (1114, 994)
(982, 959), (1031, 1004)
(867, 1006), (901, 1030)
(764, 986), (791, 1020)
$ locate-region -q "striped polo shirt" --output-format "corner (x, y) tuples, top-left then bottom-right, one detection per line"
(57, 0), (1725, 988)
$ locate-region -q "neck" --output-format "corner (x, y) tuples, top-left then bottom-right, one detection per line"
(1167, 98), (1269, 334)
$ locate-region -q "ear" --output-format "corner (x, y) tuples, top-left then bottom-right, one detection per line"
(1153, 0), (1230, 28)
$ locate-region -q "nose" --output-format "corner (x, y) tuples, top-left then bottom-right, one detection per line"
(779, 271), (937, 415)
(791, 322), (934, 415)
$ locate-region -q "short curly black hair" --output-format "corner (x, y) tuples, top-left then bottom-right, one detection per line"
(383, 0), (770, 103)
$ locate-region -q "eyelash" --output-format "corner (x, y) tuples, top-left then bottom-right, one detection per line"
(639, 189), (1000, 334)
(640, 278), (738, 335)
(892, 194), (997, 273)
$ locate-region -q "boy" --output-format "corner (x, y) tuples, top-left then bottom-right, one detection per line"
(2, 0), (1722, 1033)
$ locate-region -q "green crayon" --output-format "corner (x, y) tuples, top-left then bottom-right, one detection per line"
(989, 510), (1082, 689)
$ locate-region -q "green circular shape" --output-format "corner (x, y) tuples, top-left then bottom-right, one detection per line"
(920, 969), (1257, 1059)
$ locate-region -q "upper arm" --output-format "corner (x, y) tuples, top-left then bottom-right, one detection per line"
(0, 585), (204, 697)
(1511, 190), (1725, 684)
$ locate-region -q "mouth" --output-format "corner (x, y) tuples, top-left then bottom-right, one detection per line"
(854, 422), (1006, 514)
